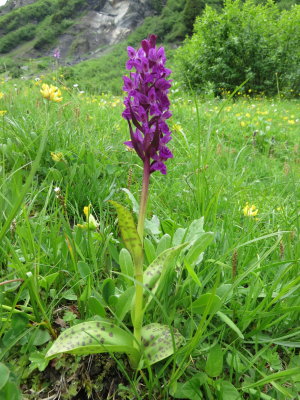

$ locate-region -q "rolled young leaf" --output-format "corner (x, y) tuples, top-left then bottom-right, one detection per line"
(109, 201), (143, 266)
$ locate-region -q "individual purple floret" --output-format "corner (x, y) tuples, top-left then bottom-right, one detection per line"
(53, 48), (60, 59)
(122, 34), (173, 175)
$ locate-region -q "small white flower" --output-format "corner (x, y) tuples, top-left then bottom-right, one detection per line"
(73, 84), (79, 88)
(54, 187), (61, 193)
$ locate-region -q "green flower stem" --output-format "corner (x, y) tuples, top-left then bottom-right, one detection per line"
(137, 157), (150, 241)
(133, 158), (150, 359)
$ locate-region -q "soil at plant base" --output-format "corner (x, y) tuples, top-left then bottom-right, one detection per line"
(23, 353), (133, 399)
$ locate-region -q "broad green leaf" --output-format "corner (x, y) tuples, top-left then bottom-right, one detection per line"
(77, 261), (91, 279)
(102, 278), (115, 304)
(46, 321), (138, 360)
(144, 237), (156, 264)
(170, 373), (205, 399)
(0, 380), (21, 400)
(185, 232), (214, 266)
(39, 272), (59, 290)
(205, 344), (223, 377)
(29, 351), (49, 372)
(216, 284), (233, 301)
(289, 355), (300, 382)
(63, 289), (77, 300)
(145, 215), (161, 235)
(141, 323), (184, 366)
(156, 234), (172, 256)
(143, 243), (188, 309)
(185, 217), (204, 242)
(109, 201), (142, 264)
(192, 293), (222, 315)
(79, 276), (92, 303)
(32, 328), (51, 346)
(219, 380), (241, 400)
(121, 188), (139, 213)
(87, 296), (106, 317)
(172, 227), (187, 246)
(2, 313), (29, 347)
(119, 248), (134, 286)
(0, 363), (10, 390)
(160, 219), (179, 236)
(226, 352), (244, 373)
(115, 286), (135, 322)
(217, 312), (244, 339)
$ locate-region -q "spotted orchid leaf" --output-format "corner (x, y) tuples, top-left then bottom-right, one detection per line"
(109, 201), (143, 265)
(45, 321), (138, 360)
(143, 243), (188, 310)
(141, 323), (184, 366)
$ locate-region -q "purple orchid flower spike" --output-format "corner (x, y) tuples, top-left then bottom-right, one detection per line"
(122, 34), (173, 175)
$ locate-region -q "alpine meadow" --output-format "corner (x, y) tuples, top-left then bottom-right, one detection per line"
(0, 0), (299, 399)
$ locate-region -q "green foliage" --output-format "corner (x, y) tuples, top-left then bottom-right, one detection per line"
(0, 77), (299, 398)
(0, 24), (36, 53)
(176, 0), (300, 96)
(0, 0), (56, 35)
(0, 0), (85, 53)
(150, 0), (166, 13)
(183, 0), (206, 35)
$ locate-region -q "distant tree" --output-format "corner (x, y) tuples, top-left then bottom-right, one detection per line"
(151, 0), (164, 13)
(183, 0), (205, 35)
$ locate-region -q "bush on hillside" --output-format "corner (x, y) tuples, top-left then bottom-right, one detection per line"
(0, 24), (36, 53)
(0, 0), (55, 35)
(176, 0), (300, 96)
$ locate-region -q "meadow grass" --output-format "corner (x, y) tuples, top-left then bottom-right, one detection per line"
(0, 76), (299, 399)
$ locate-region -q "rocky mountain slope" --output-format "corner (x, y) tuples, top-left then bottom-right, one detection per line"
(0, 0), (155, 61)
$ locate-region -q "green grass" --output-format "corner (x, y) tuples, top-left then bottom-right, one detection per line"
(0, 76), (299, 399)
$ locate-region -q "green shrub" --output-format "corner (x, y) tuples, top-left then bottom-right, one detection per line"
(0, 0), (56, 35)
(176, 0), (300, 96)
(0, 24), (36, 53)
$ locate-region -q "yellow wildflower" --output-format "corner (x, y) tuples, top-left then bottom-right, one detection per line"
(288, 120), (295, 125)
(245, 113), (251, 118)
(240, 121), (246, 127)
(0, 110), (7, 116)
(51, 151), (64, 162)
(77, 204), (99, 230)
(243, 202), (259, 217)
(0, 92), (4, 99)
(40, 83), (63, 102)
(172, 123), (182, 132)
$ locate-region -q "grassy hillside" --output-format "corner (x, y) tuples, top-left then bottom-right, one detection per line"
(0, 70), (299, 398)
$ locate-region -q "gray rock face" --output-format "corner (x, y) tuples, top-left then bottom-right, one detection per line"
(1, 0), (154, 61)
(52, 0), (153, 61)
(2, 0), (36, 11)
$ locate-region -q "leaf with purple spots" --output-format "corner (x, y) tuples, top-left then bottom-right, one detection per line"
(141, 323), (184, 366)
(45, 321), (138, 361)
(109, 201), (143, 266)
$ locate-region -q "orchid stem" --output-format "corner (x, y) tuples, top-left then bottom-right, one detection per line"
(132, 158), (150, 361)
(137, 158), (150, 241)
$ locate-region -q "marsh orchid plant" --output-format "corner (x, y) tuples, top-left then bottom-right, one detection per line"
(46, 35), (213, 370)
